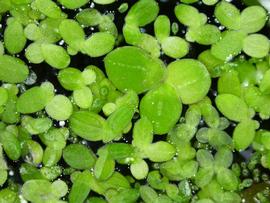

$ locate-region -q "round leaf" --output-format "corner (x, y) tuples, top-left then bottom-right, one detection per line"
(105, 46), (165, 94)
(215, 94), (250, 122)
(0, 55), (29, 83)
(45, 95), (73, 120)
(41, 44), (70, 69)
(63, 144), (96, 169)
(140, 84), (182, 134)
(165, 59), (211, 104)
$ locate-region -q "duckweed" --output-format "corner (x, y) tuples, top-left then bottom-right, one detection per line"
(63, 144), (96, 169)
(165, 59), (211, 104)
(41, 44), (70, 69)
(0, 0), (269, 202)
(0, 55), (29, 83)
(45, 95), (73, 120)
(105, 46), (165, 93)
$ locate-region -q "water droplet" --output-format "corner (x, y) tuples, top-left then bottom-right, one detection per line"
(90, 2), (95, 8)
(218, 25), (225, 31)
(59, 120), (65, 127)
(9, 170), (14, 176)
(59, 40), (65, 46)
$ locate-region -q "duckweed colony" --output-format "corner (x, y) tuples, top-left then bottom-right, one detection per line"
(0, 0), (270, 202)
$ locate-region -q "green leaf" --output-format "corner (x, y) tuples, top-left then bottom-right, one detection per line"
(22, 179), (57, 202)
(140, 84), (182, 134)
(216, 168), (239, 191)
(214, 147), (233, 168)
(0, 0), (12, 13)
(98, 15), (118, 37)
(217, 70), (242, 97)
(196, 199), (214, 203)
(42, 147), (62, 167)
(76, 9), (102, 27)
(107, 105), (135, 138)
(58, 0), (89, 9)
(118, 3), (129, 13)
(198, 50), (224, 78)
(136, 33), (161, 58)
(202, 0), (218, 5)
(215, 94), (250, 122)
(25, 43), (44, 64)
(0, 41), (4, 55)
(244, 86), (270, 118)
(240, 5), (267, 33)
(63, 144), (96, 169)
(211, 30), (246, 61)
(140, 185), (158, 203)
(93, 0), (115, 5)
(208, 129), (233, 149)
(125, 0), (159, 26)
(57, 68), (85, 91)
(187, 24), (221, 45)
(235, 61), (257, 86)
(17, 86), (52, 114)
(0, 189), (19, 203)
(214, 1), (240, 30)
(21, 116), (52, 135)
(41, 44), (70, 69)
(0, 55), (29, 83)
(261, 151), (270, 168)
(260, 69), (270, 94)
(145, 141), (176, 162)
(82, 32), (115, 57)
(132, 117), (153, 149)
(130, 159), (149, 180)
(233, 119), (257, 151)
(160, 159), (188, 181)
(69, 111), (110, 141)
(175, 4), (206, 27)
(22, 140), (44, 165)
(243, 34), (270, 58)
(195, 167), (214, 188)
(165, 59), (211, 104)
(180, 0), (198, 3)
(196, 149), (214, 168)
(39, 127), (67, 149)
(73, 87), (93, 109)
(220, 192), (241, 203)
(147, 170), (169, 190)
(184, 105), (201, 127)
(45, 95), (73, 120)
(94, 149), (115, 181)
(86, 197), (107, 203)
(154, 195), (173, 203)
(260, 130), (270, 150)
(180, 160), (198, 179)
(51, 179), (68, 198)
(154, 15), (170, 42)
(59, 19), (85, 50)
(105, 46), (165, 94)
(106, 188), (139, 203)
(105, 143), (134, 160)
(199, 103), (220, 128)
(123, 23), (142, 45)
(39, 18), (62, 43)
(0, 129), (21, 160)
(161, 36), (189, 59)
(69, 170), (92, 203)
(4, 19), (26, 54)
(34, 0), (66, 19)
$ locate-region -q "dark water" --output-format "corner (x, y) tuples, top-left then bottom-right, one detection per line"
(1, 0), (270, 201)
